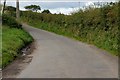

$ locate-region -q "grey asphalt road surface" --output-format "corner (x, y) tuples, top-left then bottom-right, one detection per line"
(17, 24), (118, 78)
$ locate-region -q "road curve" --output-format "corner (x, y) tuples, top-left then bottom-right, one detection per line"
(18, 24), (118, 78)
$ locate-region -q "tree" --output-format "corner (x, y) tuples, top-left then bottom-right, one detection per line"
(5, 6), (16, 11)
(4, 6), (16, 17)
(16, 0), (20, 19)
(24, 5), (41, 12)
(42, 9), (51, 14)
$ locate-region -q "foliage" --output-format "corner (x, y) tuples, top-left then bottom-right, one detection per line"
(24, 5), (41, 12)
(2, 14), (22, 28)
(21, 2), (119, 56)
(42, 10), (51, 14)
(5, 6), (16, 11)
(2, 26), (33, 68)
(4, 6), (16, 17)
(1, 14), (33, 68)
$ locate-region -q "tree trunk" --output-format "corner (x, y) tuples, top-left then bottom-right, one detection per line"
(16, 0), (20, 20)
(2, 0), (6, 14)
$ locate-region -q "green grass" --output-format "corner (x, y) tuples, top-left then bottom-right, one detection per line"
(2, 25), (33, 68)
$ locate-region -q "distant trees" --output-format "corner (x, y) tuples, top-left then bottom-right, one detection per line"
(42, 10), (51, 14)
(24, 5), (41, 12)
(5, 6), (16, 12)
(2, 0), (20, 19)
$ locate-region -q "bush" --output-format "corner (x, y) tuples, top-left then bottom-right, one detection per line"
(2, 14), (22, 29)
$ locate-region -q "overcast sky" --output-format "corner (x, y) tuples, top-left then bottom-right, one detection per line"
(1, 0), (118, 15)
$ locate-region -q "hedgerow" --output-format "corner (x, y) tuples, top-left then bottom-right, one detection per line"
(20, 2), (119, 56)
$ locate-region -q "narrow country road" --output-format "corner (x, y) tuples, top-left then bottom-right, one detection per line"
(18, 24), (118, 78)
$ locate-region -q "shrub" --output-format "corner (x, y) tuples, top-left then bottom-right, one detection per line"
(2, 14), (22, 29)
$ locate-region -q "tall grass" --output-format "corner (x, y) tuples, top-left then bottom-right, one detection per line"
(2, 26), (33, 68)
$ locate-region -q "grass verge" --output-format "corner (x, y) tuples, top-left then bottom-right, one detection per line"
(2, 25), (33, 68)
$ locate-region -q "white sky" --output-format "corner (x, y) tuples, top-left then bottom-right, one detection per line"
(1, 0), (118, 15)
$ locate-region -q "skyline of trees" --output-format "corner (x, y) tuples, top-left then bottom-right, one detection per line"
(1, 1), (118, 15)
(24, 5), (41, 12)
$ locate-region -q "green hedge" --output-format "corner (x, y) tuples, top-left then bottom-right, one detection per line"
(20, 2), (119, 56)
(2, 14), (22, 28)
